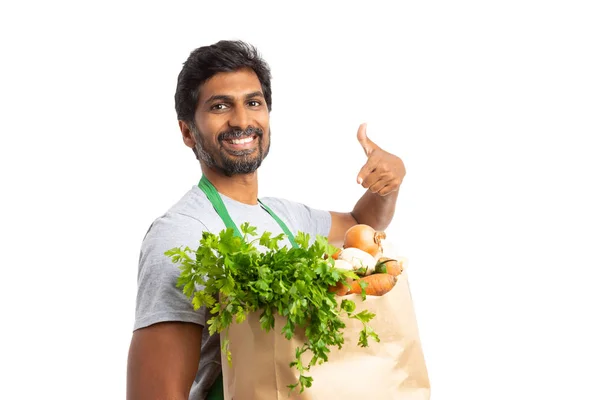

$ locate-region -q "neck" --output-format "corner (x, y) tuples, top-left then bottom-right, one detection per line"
(201, 165), (259, 205)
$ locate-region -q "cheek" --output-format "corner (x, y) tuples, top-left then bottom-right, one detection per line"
(257, 110), (270, 129)
(262, 128), (271, 146)
(198, 123), (224, 146)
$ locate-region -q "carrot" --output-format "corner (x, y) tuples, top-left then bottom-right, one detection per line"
(328, 276), (352, 296)
(332, 249), (342, 260)
(348, 273), (397, 296)
(324, 248), (342, 261)
(374, 257), (404, 276)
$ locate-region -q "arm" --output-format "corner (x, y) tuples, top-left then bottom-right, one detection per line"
(129, 213), (210, 399)
(127, 322), (202, 400)
(351, 189), (399, 231)
(328, 123), (405, 246)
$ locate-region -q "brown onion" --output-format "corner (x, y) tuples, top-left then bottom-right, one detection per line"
(343, 224), (386, 257)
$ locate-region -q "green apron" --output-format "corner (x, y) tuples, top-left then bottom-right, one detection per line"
(198, 175), (298, 400)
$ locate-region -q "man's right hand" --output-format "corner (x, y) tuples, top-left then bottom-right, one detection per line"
(127, 322), (202, 400)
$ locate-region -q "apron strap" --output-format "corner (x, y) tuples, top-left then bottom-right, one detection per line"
(198, 175), (243, 238)
(197, 175), (301, 399)
(205, 373), (224, 400)
(257, 199), (299, 248)
(198, 175), (299, 248)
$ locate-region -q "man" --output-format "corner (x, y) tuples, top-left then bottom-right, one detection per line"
(127, 40), (406, 400)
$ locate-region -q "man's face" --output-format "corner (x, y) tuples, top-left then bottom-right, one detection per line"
(189, 67), (270, 176)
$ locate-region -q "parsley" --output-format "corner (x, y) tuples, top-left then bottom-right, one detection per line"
(166, 223), (380, 393)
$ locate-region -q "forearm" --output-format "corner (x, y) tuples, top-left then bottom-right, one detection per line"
(351, 190), (399, 231)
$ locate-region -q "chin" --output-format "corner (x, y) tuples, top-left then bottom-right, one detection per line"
(218, 154), (262, 176)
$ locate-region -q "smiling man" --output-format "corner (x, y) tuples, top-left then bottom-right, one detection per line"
(126, 40), (406, 400)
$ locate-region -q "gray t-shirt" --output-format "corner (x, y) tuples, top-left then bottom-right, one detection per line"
(134, 184), (332, 400)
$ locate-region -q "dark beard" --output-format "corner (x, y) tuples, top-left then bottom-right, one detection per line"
(192, 125), (270, 177)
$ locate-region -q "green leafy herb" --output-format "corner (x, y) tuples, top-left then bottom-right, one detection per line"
(165, 224), (378, 393)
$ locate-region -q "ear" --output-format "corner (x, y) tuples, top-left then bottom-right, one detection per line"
(179, 120), (197, 149)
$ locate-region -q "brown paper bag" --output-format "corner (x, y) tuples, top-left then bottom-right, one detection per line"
(221, 271), (430, 400)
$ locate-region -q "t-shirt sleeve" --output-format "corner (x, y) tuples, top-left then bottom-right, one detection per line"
(297, 202), (332, 239)
(133, 213), (209, 331)
(262, 197), (332, 240)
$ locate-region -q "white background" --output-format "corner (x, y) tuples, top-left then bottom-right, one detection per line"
(1, 1), (599, 399)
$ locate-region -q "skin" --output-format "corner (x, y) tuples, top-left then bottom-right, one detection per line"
(126, 67), (406, 399)
(127, 322), (202, 400)
(183, 67), (269, 205)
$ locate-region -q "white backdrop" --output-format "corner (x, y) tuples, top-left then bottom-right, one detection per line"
(1, 1), (599, 399)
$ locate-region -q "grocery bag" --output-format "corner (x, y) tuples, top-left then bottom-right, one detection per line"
(220, 270), (430, 400)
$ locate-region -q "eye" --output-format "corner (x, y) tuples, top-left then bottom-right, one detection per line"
(248, 100), (262, 107)
(211, 103), (228, 111)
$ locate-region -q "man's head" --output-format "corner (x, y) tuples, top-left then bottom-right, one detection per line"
(175, 40), (272, 176)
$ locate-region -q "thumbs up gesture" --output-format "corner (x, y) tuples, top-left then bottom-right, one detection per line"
(356, 123), (406, 196)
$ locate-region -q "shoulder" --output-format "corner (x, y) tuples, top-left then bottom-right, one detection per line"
(134, 187), (214, 329)
(165, 185), (215, 226)
(140, 186), (216, 263)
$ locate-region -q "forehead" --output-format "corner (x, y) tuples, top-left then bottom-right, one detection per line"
(198, 68), (263, 101)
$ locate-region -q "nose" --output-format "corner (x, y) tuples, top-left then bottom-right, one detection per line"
(228, 106), (250, 130)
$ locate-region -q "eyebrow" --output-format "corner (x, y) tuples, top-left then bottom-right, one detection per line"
(204, 91), (264, 105)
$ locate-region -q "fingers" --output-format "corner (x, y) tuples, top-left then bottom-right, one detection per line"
(362, 173), (399, 195)
(367, 177), (388, 194)
(376, 184), (398, 196)
(359, 166), (391, 191)
(365, 175), (401, 196)
(356, 153), (380, 185)
(358, 161), (403, 195)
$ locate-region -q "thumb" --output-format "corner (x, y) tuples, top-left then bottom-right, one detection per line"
(357, 123), (377, 156)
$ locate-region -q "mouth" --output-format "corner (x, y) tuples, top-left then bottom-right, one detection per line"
(221, 134), (259, 152)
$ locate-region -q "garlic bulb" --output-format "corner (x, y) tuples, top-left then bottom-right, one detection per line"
(333, 259), (354, 272)
(338, 247), (376, 275)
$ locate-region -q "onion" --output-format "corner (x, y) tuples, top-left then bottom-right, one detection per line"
(343, 224), (386, 257)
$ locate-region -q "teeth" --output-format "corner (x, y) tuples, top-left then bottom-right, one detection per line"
(231, 137), (253, 144)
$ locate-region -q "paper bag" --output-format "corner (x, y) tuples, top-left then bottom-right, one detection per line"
(220, 272), (430, 400)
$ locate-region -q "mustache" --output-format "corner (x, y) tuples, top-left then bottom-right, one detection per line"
(218, 126), (264, 141)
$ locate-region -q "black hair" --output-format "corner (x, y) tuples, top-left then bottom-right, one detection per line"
(174, 40), (272, 124)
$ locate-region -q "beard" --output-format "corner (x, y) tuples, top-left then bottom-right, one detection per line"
(191, 124), (270, 177)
